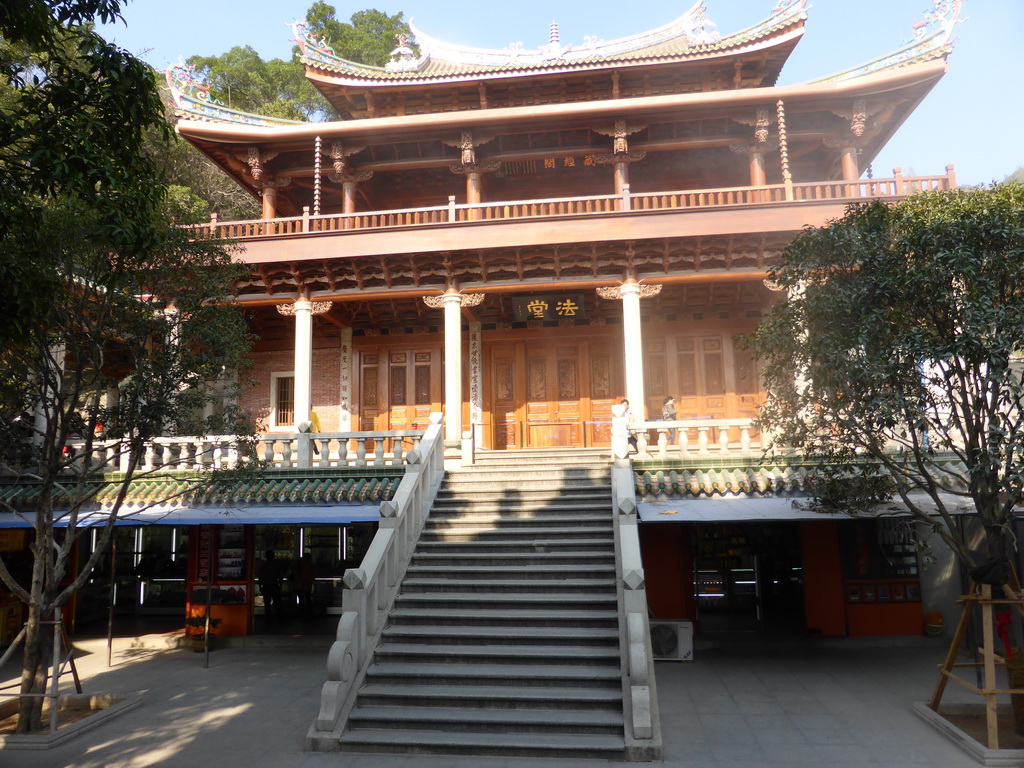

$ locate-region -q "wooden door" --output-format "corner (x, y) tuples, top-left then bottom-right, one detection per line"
(359, 347), (441, 432)
(492, 348), (519, 449)
(525, 343), (582, 447)
(675, 336), (727, 420)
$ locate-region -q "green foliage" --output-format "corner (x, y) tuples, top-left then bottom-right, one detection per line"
(306, 4), (411, 68)
(186, 45), (330, 121)
(750, 184), (1024, 566)
(0, 0), (168, 344)
(0, 196), (254, 730)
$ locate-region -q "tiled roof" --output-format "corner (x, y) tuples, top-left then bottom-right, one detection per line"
(633, 455), (970, 501)
(295, 1), (808, 83)
(0, 470), (403, 512)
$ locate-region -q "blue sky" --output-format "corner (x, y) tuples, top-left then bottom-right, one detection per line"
(99, 1), (1023, 185)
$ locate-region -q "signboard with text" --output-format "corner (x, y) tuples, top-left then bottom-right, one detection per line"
(512, 294), (586, 321)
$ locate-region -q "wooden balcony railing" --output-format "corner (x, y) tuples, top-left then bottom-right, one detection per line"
(187, 166), (956, 242)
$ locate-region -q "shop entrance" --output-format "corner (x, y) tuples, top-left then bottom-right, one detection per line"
(695, 523), (804, 635)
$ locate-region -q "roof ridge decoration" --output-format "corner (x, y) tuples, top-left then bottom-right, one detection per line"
(293, 1), (809, 77)
(164, 60), (305, 126)
(811, 0), (964, 84)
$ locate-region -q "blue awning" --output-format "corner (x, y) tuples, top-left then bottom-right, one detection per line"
(0, 504), (380, 528)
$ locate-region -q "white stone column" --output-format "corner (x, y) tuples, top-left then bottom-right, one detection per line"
(621, 283), (646, 419)
(293, 298), (313, 429)
(442, 293), (463, 442)
(338, 327), (353, 432)
(597, 282), (662, 421)
(423, 292), (486, 444)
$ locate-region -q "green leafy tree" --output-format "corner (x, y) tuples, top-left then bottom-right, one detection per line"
(185, 45), (329, 121)
(305, 4), (410, 68)
(0, 1), (168, 344)
(0, 198), (254, 732)
(749, 184), (1024, 571)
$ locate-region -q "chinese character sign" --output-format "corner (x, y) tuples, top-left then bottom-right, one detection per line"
(513, 294), (586, 321)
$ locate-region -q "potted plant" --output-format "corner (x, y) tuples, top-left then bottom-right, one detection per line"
(185, 613), (222, 652)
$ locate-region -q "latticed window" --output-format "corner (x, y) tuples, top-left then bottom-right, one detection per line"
(274, 375), (295, 426)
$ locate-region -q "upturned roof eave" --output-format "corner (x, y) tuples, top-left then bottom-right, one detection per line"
(176, 57), (949, 148)
(300, 14), (807, 88)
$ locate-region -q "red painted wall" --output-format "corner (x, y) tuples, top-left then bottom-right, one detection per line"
(800, 521), (847, 637)
(639, 523), (695, 621)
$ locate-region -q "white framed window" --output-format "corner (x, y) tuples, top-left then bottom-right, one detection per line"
(270, 372), (295, 429)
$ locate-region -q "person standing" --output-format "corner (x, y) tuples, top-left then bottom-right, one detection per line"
(258, 549), (284, 624)
(662, 396), (678, 444)
(621, 399), (638, 454)
(292, 555), (316, 618)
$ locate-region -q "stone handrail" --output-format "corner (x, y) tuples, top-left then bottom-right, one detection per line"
(634, 418), (762, 458)
(611, 460), (661, 755)
(258, 431), (424, 468)
(311, 414), (445, 739)
(188, 168), (956, 242)
(61, 430), (425, 474)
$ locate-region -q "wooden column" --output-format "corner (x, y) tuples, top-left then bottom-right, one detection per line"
(261, 185), (277, 220)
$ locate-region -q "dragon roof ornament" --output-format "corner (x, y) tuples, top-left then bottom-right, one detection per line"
(294, 1), (809, 78)
(164, 60), (303, 126)
(811, 0), (964, 84)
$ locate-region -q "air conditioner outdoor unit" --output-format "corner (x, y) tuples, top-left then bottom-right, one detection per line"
(649, 620), (693, 662)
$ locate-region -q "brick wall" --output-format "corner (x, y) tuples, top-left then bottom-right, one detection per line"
(241, 346), (343, 432)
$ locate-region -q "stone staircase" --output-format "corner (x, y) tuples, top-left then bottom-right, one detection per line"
(337, 447), (628, 759)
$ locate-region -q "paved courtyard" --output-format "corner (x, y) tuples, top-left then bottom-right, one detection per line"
(3, 633), (983, 767)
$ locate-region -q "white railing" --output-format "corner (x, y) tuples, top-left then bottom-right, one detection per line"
(312, 414), (445, 738)
(635, 418), (762, 458)
(189, 168), (957, 242)
(60, 430), (425, 474)
(611, 460), (661, 755)
(256, 431), (424, 469)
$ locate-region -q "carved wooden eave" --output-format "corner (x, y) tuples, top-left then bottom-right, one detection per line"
(230, 233), (793, 307)
(176, 58), (948, 216)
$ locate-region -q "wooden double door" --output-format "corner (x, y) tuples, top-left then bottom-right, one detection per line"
(358, 345), (442, 431)
(490, 338), (618, 449)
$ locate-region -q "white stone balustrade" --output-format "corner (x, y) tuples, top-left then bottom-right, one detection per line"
(59, 430), (425, 474)
(634, 418), (761, 458)
(311, 414), (445, 738)
(611, 462), (660, 751)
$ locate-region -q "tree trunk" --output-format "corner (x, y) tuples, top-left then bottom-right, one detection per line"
(16, 605), (48, 733)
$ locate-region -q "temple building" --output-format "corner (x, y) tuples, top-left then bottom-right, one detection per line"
(0, 4), (971, 748)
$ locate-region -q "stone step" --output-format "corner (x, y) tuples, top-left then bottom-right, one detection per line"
(364, 661), (622, 688)
(346, 704), (624, 735)
(337, 727), (625, 760)
(394, 591), (616, 609)
(414, 537), (615, 553)
(419, 525), (615, 541)
(430, 493), (606, 505)
(387, 607), (618, 628)
(424, 515), (611, 531)
(410, 551), (614, 565)
(379, 624), (620, 647)
(373, 642), (621, 666)
(403, 564), (615, 580)
(400, 577), (615, 593)
(356, 682), (623, 710)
